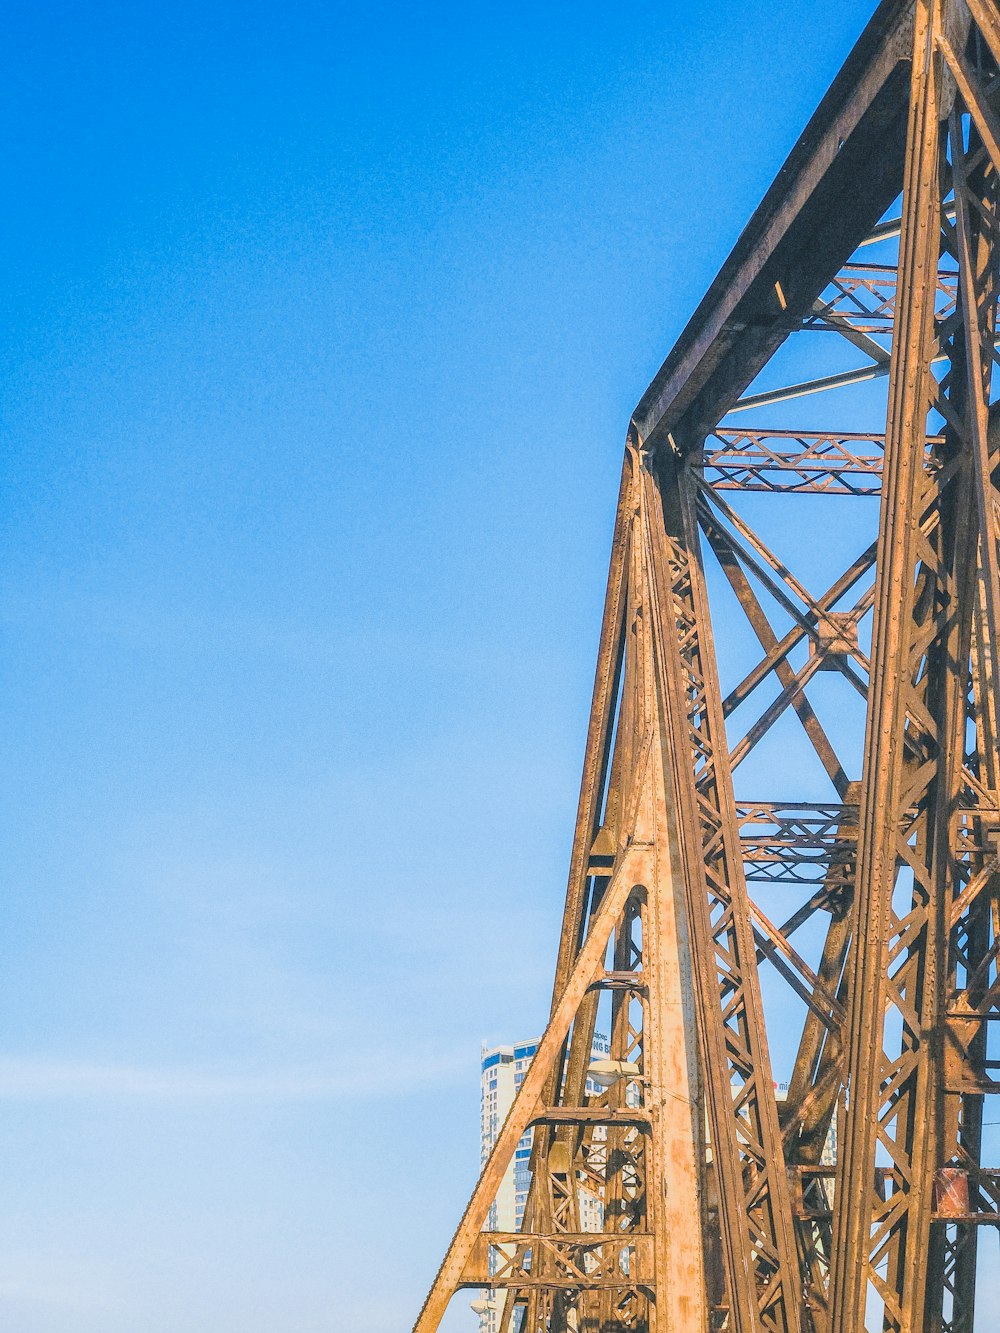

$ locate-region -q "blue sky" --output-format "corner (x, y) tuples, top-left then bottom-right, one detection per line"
(2, 3), (910, 1330)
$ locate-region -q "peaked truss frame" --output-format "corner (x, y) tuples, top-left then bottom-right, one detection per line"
(414, 2), (1000, 1329)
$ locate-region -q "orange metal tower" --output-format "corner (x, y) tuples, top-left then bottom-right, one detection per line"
(416, 3), (1000, 1328)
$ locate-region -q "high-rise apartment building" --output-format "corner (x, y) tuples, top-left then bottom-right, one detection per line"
(775, 1076), (838, 1204)
(475, 1033), (611, 1331)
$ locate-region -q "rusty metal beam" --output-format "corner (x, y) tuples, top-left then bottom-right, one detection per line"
(631, 0), (915, 453)
(415, 4), (1000, 1331)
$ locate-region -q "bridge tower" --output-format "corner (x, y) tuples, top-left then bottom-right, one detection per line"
(415, 2), (1000, 1328)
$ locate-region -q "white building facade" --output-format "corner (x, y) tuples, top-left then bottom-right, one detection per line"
(476, 1033), (611, 1332)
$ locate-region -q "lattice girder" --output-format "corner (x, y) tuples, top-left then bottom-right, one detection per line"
(414, 4), (1000, 1330)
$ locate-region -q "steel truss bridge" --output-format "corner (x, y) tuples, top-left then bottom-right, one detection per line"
(415, 2), (1000, 1329)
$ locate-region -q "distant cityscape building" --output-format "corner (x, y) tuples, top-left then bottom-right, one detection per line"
(476, 1032), (610, 1332)
(775, 1077), (838, 1204)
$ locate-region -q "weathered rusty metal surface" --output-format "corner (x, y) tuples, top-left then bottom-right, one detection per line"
(415, 2), (1000, 1329)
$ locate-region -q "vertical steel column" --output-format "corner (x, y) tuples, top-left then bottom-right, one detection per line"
(829, 5), (947, 1328)
(645, 453), (800, 1333)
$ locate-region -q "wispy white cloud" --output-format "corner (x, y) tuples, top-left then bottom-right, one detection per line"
(0, 1252), (119, 1314)
(0, 1050), (465, 1101)
(0, 1276), (111, 1313)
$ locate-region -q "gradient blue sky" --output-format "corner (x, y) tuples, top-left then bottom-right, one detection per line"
(3, 3), (905, 1330)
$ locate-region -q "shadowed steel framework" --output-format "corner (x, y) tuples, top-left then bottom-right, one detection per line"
(414, 2), (1000, 1329)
